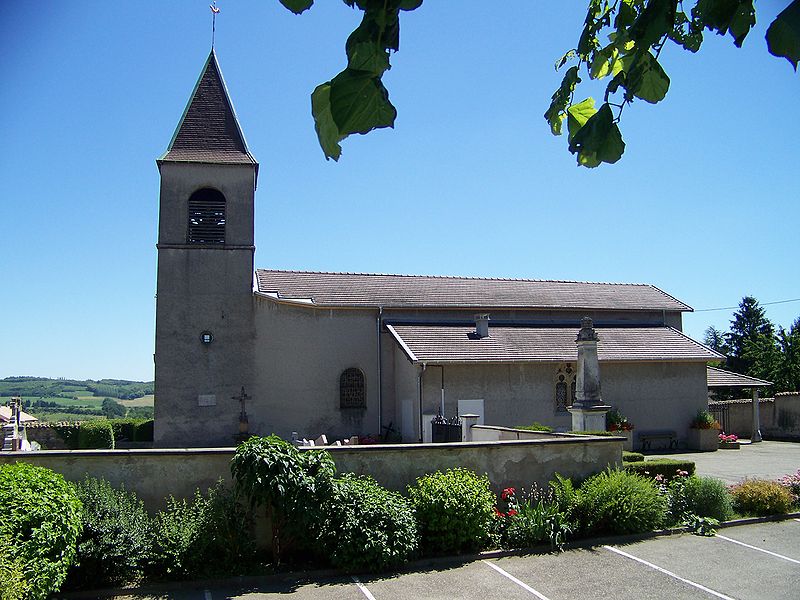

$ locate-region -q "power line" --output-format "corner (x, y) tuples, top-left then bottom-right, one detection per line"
(694, 298), (800, 313)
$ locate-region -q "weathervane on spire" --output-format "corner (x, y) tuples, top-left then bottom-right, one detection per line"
(210, 1), (221, 49)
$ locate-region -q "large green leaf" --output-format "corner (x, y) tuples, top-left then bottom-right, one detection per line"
(766, 1), (800, 70)
(311, 83), (343, 161)
(347, 41), (391, 76)
(693, 0), (755, 48)
(629, 0), (678, 49)
(329, 70), (396, 136)
(626, 51), (670, 103)
(279, 0), (315, 15)
(568, 103), (625, 168)
(567, 97), (598, 141)
(544, 66), (581, 136)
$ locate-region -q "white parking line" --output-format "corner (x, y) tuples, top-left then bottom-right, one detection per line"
(603, 546), (737, 600)
(352, 575), (377, 600)
(482, 560), (551, 600)
(715, 534), (800, 564)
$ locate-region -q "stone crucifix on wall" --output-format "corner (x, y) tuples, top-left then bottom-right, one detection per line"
(568, 317), (610, 431)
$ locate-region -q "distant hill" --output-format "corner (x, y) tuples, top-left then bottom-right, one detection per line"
(0, 377), (153, 401)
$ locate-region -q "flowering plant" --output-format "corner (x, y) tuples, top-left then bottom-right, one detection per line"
(606, 409), (633, 431)
(718, 433), (738, 443)
(777, 469), (800, 504)
(690, 410), (720, 429)
(495, 487), (519, 518)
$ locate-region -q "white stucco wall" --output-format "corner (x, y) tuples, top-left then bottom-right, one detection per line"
(251, 298), (381, 441)
(391, 359), (708, 441)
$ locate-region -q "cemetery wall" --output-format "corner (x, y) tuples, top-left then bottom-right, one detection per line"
(0, 436), (621, 511)
(711, 392), (800, 440)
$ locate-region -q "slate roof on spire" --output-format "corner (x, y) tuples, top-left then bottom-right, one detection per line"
(160, 50), (257, 165)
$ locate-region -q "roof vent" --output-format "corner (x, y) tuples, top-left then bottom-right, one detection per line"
(474, 314), (490, 338)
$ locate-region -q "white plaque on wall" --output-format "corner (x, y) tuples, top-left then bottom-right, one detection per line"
(197, 394), (216, 407)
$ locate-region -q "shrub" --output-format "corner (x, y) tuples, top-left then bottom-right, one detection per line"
(578, 468), (667, 536)
(231, 435), (335, 562)
(0, 536), (29, 600)
(316, 474), (417, 571)
(567, 430), (615, 436)
(0, 463), (82, 600)
(777, 469), (800, 505)
(515, 422), (554, 432)
(151, 482), (255, 579)
(65, 477), (153, 589)
(730, 479), (794, 517)
(408, 468), (495, 555)
(625, 458), (696, 481)
(108, 418), (152, 443)
(135, 418), (154, 441)
(502, 501), (571, 550)
(690, 410), (719, 429)
(77, 419), (115, 449)
(622, 451), (645, 463)
(678, 476), (734, 522)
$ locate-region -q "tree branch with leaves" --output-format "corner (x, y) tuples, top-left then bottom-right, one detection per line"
(279, 0), (800, 164)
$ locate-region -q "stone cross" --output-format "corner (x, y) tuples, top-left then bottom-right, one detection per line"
(232, 386), (250, 435)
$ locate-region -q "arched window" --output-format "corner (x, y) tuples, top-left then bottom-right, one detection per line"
(340, 368), (366, 409)
(554, 363), (576, 412)
(187, 188), (226, 244)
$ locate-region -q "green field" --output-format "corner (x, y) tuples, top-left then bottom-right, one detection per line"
(2, 381), (154, 421)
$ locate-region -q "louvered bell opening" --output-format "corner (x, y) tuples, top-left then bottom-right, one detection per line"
(187, 188), (226, 245)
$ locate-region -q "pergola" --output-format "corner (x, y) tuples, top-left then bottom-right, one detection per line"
(707, 366), (772, 442)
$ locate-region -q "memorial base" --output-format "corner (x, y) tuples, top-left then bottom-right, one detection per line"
(568, 405), (611, 432)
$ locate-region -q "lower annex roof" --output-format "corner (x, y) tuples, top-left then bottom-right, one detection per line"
(386, 325), (723, 364)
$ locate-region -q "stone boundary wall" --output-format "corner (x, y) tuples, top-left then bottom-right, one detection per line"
(710, 392), (800, 440)
(21, 422), (74, 450)
(0, 437), (621, 511)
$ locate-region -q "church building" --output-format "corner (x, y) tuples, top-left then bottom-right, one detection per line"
(153, 51), (722, 448)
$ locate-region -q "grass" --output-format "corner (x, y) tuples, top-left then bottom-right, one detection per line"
(120, 394), (154, 408)
(35, 412), (105, 423)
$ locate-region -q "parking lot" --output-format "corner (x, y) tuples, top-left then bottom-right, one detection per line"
(106, 519), (800, 600)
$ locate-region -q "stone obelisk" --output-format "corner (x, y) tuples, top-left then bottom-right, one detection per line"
(568, 317), (610, 431)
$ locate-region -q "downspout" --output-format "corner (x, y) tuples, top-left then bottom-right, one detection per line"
(376, 307), (383, 437)
(418, 362), (427, 442)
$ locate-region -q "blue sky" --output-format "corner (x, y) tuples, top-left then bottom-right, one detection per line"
(1, 1), (797, 382)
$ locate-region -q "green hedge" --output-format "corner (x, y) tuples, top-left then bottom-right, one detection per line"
(408, 468), (495, 555)
(623, 451), (645, 463)
(624, 459), (696, 481)
(77, 420), (115, 449)
(317, 474), (417, 571)
(0, 463), (83, 600)
(109, 419), (154, 443)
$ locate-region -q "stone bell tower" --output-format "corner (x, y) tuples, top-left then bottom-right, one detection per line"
(154, 50), (258, 447)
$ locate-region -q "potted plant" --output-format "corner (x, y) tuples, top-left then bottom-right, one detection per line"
(606, 408), (633, 451)
(718, 432), (740, 449)
(687, 409), (720, 452)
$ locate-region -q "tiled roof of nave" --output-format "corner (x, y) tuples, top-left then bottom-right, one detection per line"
(255, 269), (692, 311)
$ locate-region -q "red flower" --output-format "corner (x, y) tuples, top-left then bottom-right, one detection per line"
(501, 487), (516, 500)
(507, 509), (518, 517)
(494, 507), (506, 517)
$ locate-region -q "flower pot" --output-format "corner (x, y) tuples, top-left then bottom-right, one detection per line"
(687, 427), (719, 452)
(719, 441), (740, 449)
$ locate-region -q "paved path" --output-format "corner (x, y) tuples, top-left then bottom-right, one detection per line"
(647, 440), (800, 484)
(99, 520), (800, 600)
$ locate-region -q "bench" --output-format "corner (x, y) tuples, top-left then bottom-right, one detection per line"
(638, 430), (678, 451)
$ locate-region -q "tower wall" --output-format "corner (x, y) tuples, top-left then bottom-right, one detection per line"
(154, 162), (257, 447)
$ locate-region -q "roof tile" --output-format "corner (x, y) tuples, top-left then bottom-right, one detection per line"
(256, 269), (692, 311)
(387, 324), (722, 363)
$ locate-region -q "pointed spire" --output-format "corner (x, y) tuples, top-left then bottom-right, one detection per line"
(160, 50), (256, 165)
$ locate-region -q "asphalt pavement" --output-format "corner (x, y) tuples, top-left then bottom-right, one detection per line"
(81, 519), (800, 600)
